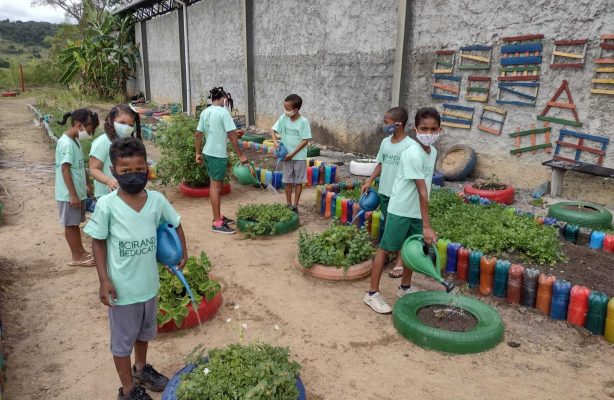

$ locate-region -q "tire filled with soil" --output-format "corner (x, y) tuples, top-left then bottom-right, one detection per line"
(417, 305), (478, 332)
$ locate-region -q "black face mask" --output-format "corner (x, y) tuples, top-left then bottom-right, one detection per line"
(114, 172), (148, 194)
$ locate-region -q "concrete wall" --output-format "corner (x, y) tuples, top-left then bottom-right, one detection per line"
(403, 0), (614, 195)
(130, 22), (145, 96)
(146, 11), (182, 103)
(187, 0), (246, 114)
(252, 0), (397, 152)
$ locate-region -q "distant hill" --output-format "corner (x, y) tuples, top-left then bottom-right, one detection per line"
(0, 19), (59, 48)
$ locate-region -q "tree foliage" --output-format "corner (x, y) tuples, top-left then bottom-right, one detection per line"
(31, 0), (125, 24)
(0, 20), (58, 47)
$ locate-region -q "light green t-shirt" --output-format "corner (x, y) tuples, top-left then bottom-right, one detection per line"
(89, 134), (113, 198)
(272, 115), (312, 160)
(197, 105), (236, 159)
(55, 134), (87, 202)
(375, 135), (414, 197)
(84, 190), (181, 306)
(387, 142), (437, 219)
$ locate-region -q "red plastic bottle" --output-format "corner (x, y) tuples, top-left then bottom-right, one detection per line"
(506, 264), (524, 304)
(324, 192), (334, 219)
(567, 285), (591, 327)
(365, 211), (373, 235)
(456, 247), (470, 282)
(604, 234), (614, 253)
(479, 256), (496, 296)
(341, 199), (349, 224)
(535, 274), (556, 315)
(306, 167), (313, 187)
(318, 165), (325, 185)
(352, 202), (361, 226)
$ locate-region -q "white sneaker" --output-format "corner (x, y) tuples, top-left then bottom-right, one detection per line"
(363, 292), (392, 314)
(397, 285), (414, 298)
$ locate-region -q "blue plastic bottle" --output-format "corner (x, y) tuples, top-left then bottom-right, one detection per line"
(493, 260), (511, 298)
(446, 243), (461, 273)
(330, 194), (337, 219)
(265, 170), (273, 186)
(312, 167), (320, 186)
(320, 190), (327, 215)
(589, 231), (605, 250)
(564, 224), (580, 244)
(550, 280), (572, 320)
(468, 250), (482, 288)
(325, 166), (332, 184)
(347, 200), (354, 224)
(544, 217), (557, 225)
(331, 165), (337, 183)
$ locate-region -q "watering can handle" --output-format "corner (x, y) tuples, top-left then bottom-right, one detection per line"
(406, 234), (440, 272)
(166, 224), (184, 267)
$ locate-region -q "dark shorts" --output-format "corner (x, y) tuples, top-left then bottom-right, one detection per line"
(205, 155), (227, 181)
(57, 200), (86, 226)
(379, 213), (423, 252)
(282, 160), (307, 184)
(108, 296), (158, 357)
(379, 194), (390, 220)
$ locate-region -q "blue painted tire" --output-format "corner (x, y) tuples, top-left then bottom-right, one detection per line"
(432, 170), (445, 186)
(436, 145), (477, 181)
(162, 360), (306, 400)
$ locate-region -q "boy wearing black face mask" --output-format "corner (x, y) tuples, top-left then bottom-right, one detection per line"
(85, 138), (188, 400)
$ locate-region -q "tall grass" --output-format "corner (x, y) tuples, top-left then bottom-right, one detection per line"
(0, 59), (62, 90)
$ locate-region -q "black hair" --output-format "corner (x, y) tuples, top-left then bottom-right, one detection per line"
(386, 107), (409, 125)
(109, 137), (147, 167)
(209, 86), (227, 102)
(57, 108), (100, 129)
(104, 104), (142, 141)
(415, 107), (441, 127)
(284, 94), (302, 110)
(225, 92), (234, 112)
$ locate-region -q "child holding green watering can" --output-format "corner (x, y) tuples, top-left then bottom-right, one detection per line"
(361, 107), (414, 279)
(194, 87), (248, 235)
(85, 138), (187, 400)
(363, 107), (442, 314)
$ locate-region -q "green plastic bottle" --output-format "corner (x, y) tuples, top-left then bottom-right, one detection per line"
(585, 291), (609, 335)
(437, 239), (449, 272)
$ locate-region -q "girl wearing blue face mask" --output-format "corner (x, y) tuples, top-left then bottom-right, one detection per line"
(90, 104), (142, 199)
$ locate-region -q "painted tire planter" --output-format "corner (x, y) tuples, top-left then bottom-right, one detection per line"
(178, 182), (231, 198)
(548, 201), (613, 230)
(393, 291), (504, 354)
(157, 291), (223, 333)
(161, 359), (306, 400)
(241, 134), (266, 144)
(435, 144), (477, 181)
(237, 212), (300, 236)
(307, 146), (321, 157)
(463, 183), (515, 205)
(293, 257), (372, 281)
(349, 159), (378, 176)
(2, 91), (17, 97)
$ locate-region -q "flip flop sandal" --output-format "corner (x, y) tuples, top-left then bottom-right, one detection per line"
(388, 266), (404, 279)
(68, 258), (96, 267)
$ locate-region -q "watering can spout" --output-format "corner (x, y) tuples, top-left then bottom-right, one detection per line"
(442, 280), (456, 293)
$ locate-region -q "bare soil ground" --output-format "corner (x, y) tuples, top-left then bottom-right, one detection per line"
(1, 97), (614, 400)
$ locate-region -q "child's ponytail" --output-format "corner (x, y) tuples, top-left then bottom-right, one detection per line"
(57, 112), (72, 126)
(56, 108), (99, 129)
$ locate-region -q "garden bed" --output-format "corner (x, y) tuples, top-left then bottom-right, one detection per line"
(293, 258), (371, 281)
(417, 305), (478, 332)
(236, 203), (299, 236)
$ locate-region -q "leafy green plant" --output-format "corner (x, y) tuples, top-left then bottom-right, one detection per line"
(429, 189), (563, 265)
(339, 187), (361, 201)
(236, 203), (295, 237)
(177, 343), (301, 400)
(157, 251), (221, 327)
(298, 223), (374, 270)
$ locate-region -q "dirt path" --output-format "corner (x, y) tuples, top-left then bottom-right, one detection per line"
(1, 96), (614, 400)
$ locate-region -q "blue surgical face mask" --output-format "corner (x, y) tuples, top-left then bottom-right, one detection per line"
(383, 123), (398, 135)
(114, 121), (135, 138)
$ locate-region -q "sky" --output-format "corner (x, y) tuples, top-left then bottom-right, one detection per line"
(0, 0), (75, 24)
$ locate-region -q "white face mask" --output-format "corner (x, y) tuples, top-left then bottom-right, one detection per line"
(114, 121), (135, 138)
(284, 110), (296, 118)
(416, 133), (440, 147)
(78, 129), (90, 141)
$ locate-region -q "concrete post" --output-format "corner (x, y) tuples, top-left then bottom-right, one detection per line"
(241, 0), (255, 125)
(140, 21), (151, 101)
(391, 0), (411, 107)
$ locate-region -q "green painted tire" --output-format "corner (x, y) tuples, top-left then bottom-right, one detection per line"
(393, 291), (504, 354)
(237, 212), (299, 236)
(547, 201), (612, 230)
(307, 146), (321, 157)
(241, 134), (266, 144)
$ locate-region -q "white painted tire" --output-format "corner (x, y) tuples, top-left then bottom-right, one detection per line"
(350, 159), (378, 176)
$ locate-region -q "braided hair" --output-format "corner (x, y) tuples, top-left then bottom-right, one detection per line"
(57, 108), (100, 130)
(208, 86), (227, 102)
(103, 104), (142, 141)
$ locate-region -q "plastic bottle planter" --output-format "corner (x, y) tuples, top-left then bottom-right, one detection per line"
(307, 167), (313, 187)
(563, 224), (580, 244)
(536, 274), (556, 315)
(506, 264), (524, 305)
(446, 243), (462, 274)
(325, 192), (334, 218)
(493, 260), (511, 298)
(544, 217), (557, 225)
(589, 231), (606, 250)
(320, 190), (327, 215)
(603, 234), (614, 253)
(456, 247), (470, 282)
(605, 298), (614, 344)
(371, 211), (381, 241)
(479, 256), (496, 297)
(585, 292), (609, 335)
(522, 268), (540, 308)
(312, 167), (320, 186)
(567, 285), (591, 327)
(550, 280), (572, 320)
(437, 239), (450, 272)
(365, 211), (373, 235)
(468, 250), (482, 288)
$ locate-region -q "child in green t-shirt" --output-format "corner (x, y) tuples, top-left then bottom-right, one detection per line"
(85, 138), (188, 400)
(90, 104), (142, 199)
(55, 108), (99, 267)
(361, 107), (414, 279)
(363, 108), (442, 314)
(271, 94), (312, 213)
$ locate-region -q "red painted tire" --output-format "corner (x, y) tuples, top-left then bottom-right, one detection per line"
(294, 258), (372, 281)
(158, 291), (223, 333)
(463, 183), (515, 205)
(178, 182), (231, 198)
(2, 92), (17, 97)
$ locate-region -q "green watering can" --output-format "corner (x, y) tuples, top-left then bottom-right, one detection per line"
(232, 162), (260, 186)
(401, 234), (455, 293)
